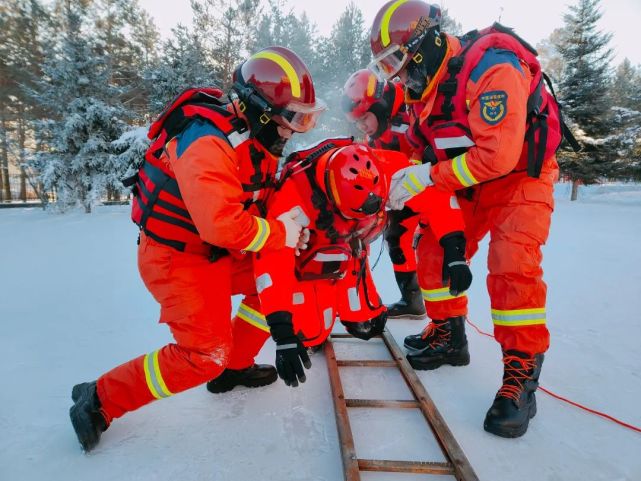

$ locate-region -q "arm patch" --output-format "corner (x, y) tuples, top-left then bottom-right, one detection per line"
(479, 90), (508, 125)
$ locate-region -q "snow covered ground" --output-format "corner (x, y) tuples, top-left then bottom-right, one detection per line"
(1, 182), (640, 481)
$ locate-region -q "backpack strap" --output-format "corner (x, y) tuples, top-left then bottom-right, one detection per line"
(542, 72), (582, 153)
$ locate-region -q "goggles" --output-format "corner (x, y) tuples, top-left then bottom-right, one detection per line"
(369, 44), (411, 80)
(273, 98), (327, 133)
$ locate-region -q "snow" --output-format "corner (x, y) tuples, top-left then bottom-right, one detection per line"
(1, 182), (640, 481)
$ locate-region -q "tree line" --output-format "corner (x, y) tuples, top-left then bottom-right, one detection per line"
(0, 0), (638, 211)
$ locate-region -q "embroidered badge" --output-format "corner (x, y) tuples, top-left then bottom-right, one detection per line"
(479, 90), (508, 125)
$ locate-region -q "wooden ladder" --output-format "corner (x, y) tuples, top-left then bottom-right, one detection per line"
(324, 329), (479, 481)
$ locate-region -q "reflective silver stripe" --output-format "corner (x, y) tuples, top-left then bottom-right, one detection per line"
(315, 253), (349, 262)
(292, 292), (305, 305)
(391, 124), (409, 133)
(324, 308), (334, 329)
(448, 261), (468, 267)
(450, 195), (460, 209)
(276, 343), (298, 350)
(237, 303), (269, 331)
(434, 135), (475, 150)
(144, 351), (172, 399)
(347, 287), (361, 312)
(227, 130), (250, 148)
(491, 308), (546, 326)
(256, 273), (273, 294)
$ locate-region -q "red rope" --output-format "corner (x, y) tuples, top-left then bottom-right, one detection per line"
(465, 317), (641, 434)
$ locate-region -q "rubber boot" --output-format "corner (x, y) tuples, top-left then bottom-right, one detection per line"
(386, 271), (426, 320)
(69, 381), (109, 452)
(206, 364), (277, 394)
(406, 316), (470, 370)
(484, 351), (544, 438)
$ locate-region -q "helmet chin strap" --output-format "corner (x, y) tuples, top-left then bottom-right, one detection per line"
(405, 29), (447, 98)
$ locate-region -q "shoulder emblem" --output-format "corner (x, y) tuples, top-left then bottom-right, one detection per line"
(479, 90), (508, 125)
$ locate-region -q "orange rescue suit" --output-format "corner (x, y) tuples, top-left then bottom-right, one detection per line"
(407, 33), (558, 355)
(226, 147), (465, 370)
(96, 114), (284, 423)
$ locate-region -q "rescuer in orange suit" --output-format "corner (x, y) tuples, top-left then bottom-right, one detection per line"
(341, 69), (426, 321)
(206, 139), (472, 393)
(68, 47), (326, 451)
(369, 1), (566, 437)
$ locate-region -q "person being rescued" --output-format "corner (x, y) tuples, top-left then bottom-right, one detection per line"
(206, 137), (473, 393)
(341, 68), (426, 321)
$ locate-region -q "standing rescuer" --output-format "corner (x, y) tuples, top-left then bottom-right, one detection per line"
(68, 46), (325, 451)
(341, 69), (426, 320)
(370, 0), (568, 437)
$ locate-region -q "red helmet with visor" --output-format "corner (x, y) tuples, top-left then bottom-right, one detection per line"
(369, 1), (441, 80)
(233, 46), (325, 132)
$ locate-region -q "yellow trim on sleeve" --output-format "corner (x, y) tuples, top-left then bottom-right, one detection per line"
(244, 217), (270, 252)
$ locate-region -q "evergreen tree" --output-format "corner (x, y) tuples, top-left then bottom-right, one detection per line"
(143, 26), (218, 114)
(611, 59), (641, 112)
(554, 0), (614, 200)
(293, 2), (370, 149)
(440, 6), (462, 35)
(28, 2), (127, 212)
(536, 28), (566, 84)
(0, 0), (49, 202)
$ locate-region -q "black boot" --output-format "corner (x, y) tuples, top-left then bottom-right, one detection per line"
(386, 271), (426, 320)
(406, 316), (470, 370)
(69, 381), (108, 452)
(206, 364), (278, 394)
(484, 351), (544, 438)
(403, 319), (446, 351)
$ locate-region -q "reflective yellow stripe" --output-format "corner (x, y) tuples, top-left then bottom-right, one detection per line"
(421, 287), (467, 302)
(408, 173), (424, 192)
(491, 308), (546, 326)
(381, 0), (408, 47)
(244, 217), (270, 252)
(251, 51), (301, 98)
(236, 303), (270, 332)
(402, 180), (418, 196)
(451, 153), (478, 187)
(143, 350), (173, 399)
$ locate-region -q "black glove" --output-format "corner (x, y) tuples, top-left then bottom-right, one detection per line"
(440, 231), (472, 296)
(341, 311), (387, 341)
(266, 311), (311, 387)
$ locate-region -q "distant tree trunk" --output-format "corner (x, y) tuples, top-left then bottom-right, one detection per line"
(18, 110), (27, 201)
(571, 179), (580, 201)
(0, 109), (11, 201)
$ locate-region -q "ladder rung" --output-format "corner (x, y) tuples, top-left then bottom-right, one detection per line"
(337, 360), (397, 367)
(330, 333), (383, 341)
(358, 459), (455, 475)
(345, 399), (419, 409)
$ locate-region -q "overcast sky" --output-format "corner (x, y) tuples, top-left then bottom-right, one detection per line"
(139, 0), (641, 65)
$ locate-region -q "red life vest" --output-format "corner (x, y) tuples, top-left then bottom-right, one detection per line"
(127, 88), (279, 257)
(368, 109), (415, 157)
(412, 23), (568, 178)
(280, 138), (387, 281)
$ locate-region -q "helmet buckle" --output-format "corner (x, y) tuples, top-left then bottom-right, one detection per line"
(259, 113), (271, 125)
(238, 101), (247, 113)
(412, 53), (424, 64)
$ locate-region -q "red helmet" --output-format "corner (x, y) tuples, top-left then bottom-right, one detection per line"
(341, 69), (386, 122)
(317, 145), (389, 220)
(369, 1), (441, 79)
(233, 46), (325, 132)
(342, 69), (405, 123)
